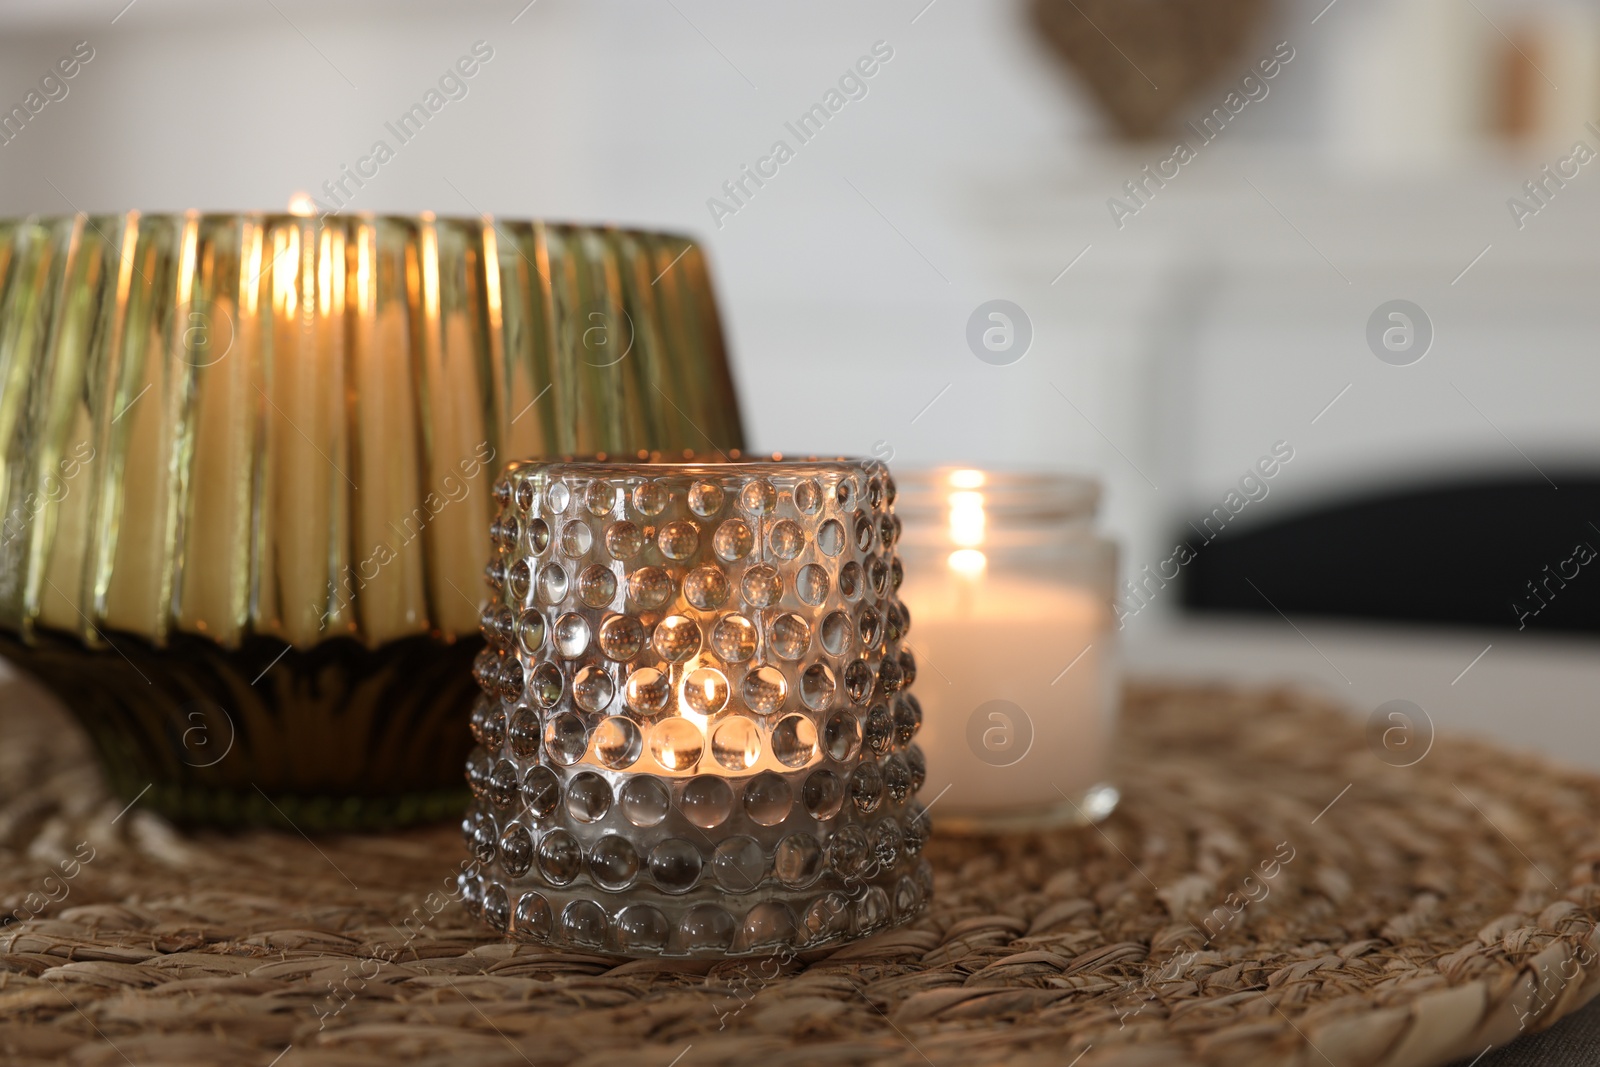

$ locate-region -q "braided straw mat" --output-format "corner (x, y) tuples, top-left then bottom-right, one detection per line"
(2, 675), (1598, 1067)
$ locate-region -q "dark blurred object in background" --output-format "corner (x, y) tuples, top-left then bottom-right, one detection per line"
(1030, 0), (1272, 139)
(1180, 475), (1600, 634)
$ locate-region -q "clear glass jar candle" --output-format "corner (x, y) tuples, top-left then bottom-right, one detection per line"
(894, 469), (1119, 832)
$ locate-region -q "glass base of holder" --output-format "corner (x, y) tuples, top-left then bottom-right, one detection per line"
(932, 782), (1119, 835)
(461, 855), (936, 960)
(0, 625), (480, 830)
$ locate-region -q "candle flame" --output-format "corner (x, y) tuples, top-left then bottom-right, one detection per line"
(732, 733), (758, 769)
(948, 548), (987, 575)
(948, 468), (985, 489)
(675, 663), (711, 731)
(948, 489), (985, 547)
(286, 192), (317, 218)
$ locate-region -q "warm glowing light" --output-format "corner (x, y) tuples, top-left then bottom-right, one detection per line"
(175, 217), (199, 317)
(242, 224), (264, 315)
(948, 489), (986, 547)
(272, 228), (299, 316)
(317, 228), (335, 316)
(949, 490), (984, 509)
(420, 223), (440, 321)
(948, 468), (985, 489)
(948, 548), (987, 575)
(286, 192), (316, 217)
(481, 221), (503, 337)
(355, 225), (373, 315)
(731, 736), (759, 769)
(675, 686), (707, 730)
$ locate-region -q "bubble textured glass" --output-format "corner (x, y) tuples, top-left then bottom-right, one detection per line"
(0, 213), (744, 828)
(461, 457), (932, 958)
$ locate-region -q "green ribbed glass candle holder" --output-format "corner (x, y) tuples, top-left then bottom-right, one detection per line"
(0, 213), (745, 829)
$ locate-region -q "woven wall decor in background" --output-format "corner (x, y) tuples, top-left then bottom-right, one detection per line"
(1030, 0), (1274, 139)
(2, 678), (1597, 1066)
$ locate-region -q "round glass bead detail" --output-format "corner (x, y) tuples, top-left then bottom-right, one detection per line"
(577, 565), (617, 608)
(801, 663), (837, 710)
(649, 838), (702, 894)
(566, 771), (612, 822)
(682, 775), (734, 828)
(593, 716), (642, 769)
(514, 892), (552, 940)
(507, 707), (541, 760)
(741, 564), (782, 608)
(620, 776), (671, 826)
(628, 567), (674, 608)
(803, 769), (845, 820)
(712, 836), (767, 893)
(589, 835), (641, 891)
(772, 714), (818, 768)
(742, 666), (787, 715)
(710, 716), (760, 770)
(616, 905), (669, 952)
(544, 713), (589, 766)
(605, 520), (644, 559)
(768, 519), (805, 559)
(775, 833), (823, 888)
(553, 613), (590, 657)
(739, 478), (777, 513)
(545, 482), (571, 514)
(650, 718), (703, 771)
(688, 480), (725, 516)
(683, 667), (730, 715)
(795, 563), (829, 605)
(744, 771), (794, 826)
(598, 614), (646, 661)
(632, 481), (669, 516)
(562, 900), (607, 947)
(768, 613), (811, 660)
(572, 665), (614, 713)
(658, 520), (700, 560)
(522, 766), (561, 820)
(625, 667), (672, 715)
(538, 830), (582, 885)
(713, 519), (754, 562)
(561, 519), (593, 557)
(531, 662), (563, 707)
(652, 616), (701, 662)
(710, 614), (757, 663)
(684, 565), (730, 610)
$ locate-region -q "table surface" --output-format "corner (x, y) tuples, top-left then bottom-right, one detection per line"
(1125, 616), (1600, 1066)
(1, 617), (1594, 1066)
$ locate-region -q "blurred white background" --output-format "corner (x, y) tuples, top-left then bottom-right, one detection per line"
(3, 0), (1599, 621)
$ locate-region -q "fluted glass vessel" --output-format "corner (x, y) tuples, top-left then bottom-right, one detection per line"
(461, 457), (931, 957)
(0, 213), (744, 828)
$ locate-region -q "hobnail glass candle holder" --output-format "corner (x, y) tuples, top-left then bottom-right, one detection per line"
(460, 456), (932, 958)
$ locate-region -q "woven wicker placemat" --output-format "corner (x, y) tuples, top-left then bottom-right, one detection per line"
(2, 675), (1598, 1067)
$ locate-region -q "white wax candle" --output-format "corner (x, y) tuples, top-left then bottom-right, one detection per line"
(900, 563), (1115, 823)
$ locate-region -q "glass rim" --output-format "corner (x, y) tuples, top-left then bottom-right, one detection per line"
(509, 453), (885, 479)
(0, 212), (698, 243)
(892, 466), (1100, 518)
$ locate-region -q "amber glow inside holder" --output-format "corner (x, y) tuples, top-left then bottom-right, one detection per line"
(460, 454), (931, 958)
